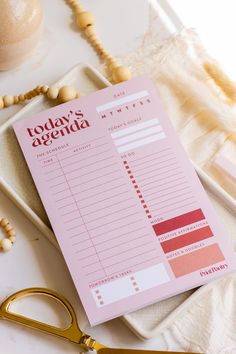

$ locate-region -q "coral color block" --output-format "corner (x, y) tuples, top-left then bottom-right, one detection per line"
(169, 243), (225, 277)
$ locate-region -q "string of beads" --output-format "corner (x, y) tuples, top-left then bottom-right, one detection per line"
(0, 218), (16, 252)
(65, 0), (132, 83)
(0, 85), (80, 110)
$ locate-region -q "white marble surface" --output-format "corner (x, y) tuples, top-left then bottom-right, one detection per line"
(0, 0), (236, 353)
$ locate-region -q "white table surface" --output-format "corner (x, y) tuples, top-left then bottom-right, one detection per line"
(0, 1), (236, 353)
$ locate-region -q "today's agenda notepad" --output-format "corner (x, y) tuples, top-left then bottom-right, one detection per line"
(14, 76), (236, 325)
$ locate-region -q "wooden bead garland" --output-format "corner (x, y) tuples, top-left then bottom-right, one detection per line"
(66, 0), (131, 81)
(0, 85), (81, 110)
(0, 0), (132, 110)
(0, 217), (16, 252)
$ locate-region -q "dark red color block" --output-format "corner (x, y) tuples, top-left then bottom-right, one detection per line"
(153, 209), (205, 236)
(161, 226), (213, 253)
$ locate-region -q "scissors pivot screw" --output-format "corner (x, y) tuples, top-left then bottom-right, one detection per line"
(79, 334), (97, 350)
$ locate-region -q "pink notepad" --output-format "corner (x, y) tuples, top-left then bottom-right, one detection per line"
(14, 76), (236, 325)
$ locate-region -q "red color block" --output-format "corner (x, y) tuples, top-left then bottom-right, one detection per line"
(153, 209), (205, 236)
(161, 226), (213, 253)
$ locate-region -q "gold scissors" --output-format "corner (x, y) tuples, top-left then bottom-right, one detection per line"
(0, 287), (201, 354)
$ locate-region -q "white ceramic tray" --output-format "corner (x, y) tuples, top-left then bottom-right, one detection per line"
(1, 62), (235, 341)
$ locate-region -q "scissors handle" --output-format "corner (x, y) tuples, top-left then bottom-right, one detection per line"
(0, 288), (200, 353)
(0, 287), (83, 344)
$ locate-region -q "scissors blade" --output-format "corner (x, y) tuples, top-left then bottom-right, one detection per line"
(97, 347), (202, 354)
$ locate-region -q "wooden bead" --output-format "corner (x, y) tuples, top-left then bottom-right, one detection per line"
(74, 3), (83, 13)
(105, 54), (113, 61)
(94, 41), (103, 51)
(3, 95), (14, 107)
(14, 96), (19, 104)
(75, 7), (83, 14)
(18, 94), (25, 102)
(58, 86), (77, 103)
(1, 238), (12, 252)
(68, 0), (77, 5)
(0, 96), (4, 109)
(24, 93), (31, 99)
(5, 224), (12, 232)
(108, 60), (119, 71)
(40, 85), (49, 94)
(101, 50), (111, 59)
(8, 229), (16, 238)
(89, 34), (97, 43)
(112, 66), (132, 83)
(36, 85), (42, 94)
(69, 0), (78, 5)
(84, 25), (95, 38)
(76, 11), (95, 29)
(0, 218), (9, 227)
(47, 86), (59, 100)
(9, 235), (16, 244)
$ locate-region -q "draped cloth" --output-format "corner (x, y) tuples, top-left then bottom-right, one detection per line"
(105, 29), (236, 353)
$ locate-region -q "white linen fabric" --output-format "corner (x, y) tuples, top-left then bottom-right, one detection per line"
(163, 273), (236, 353)
(119, 28), (236, 200)
(110, 28), (236, 353)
